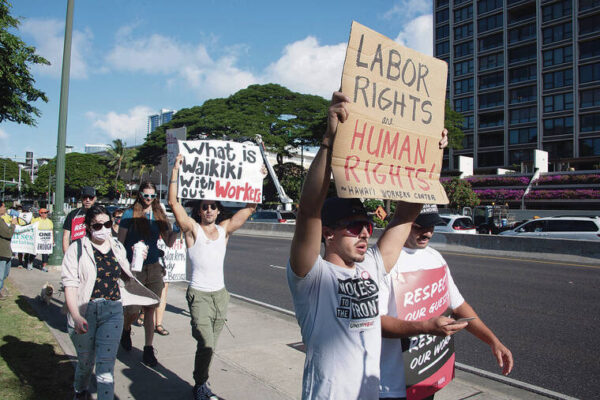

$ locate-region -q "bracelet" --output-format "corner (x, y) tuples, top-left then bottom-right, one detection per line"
(321, 143), (331, 150)
(170, 180), (178, 184)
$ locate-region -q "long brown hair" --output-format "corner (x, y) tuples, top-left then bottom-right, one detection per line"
(132, 181), (169, 239)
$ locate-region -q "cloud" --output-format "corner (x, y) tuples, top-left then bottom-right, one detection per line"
(263, 37), (346, 98)
(0, 128), (8, 140)
(394, 14), (433, 56)
(86, 106), (155, 141)
(20, 18), (92, 79)
(384, 0), (432, 20)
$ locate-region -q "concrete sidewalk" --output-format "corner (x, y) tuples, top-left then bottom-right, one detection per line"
(7, 266), (559, 400)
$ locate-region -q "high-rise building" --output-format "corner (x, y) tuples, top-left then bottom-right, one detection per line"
(147, 109), (175, 135)
(434, 0), (600, 172)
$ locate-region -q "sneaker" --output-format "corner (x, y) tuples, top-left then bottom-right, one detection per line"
(73, 389), (90, 399)
(26, 263), (33, 271)
(192, 383), (218, 400)
(42, 266), (48, 272)
(143, 345), (158, 367)
(120, 328), (132, 351)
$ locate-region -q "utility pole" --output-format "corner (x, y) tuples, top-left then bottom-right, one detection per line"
(48, 0), (74, 266)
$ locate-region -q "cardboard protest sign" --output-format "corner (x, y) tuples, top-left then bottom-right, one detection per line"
(332, 21), (449, 204)
(166, 127), (187, 172)
(36, 230), (53, 254)
(177, 140), (263, 203)
(11, 223), (37, 254)
(157, 238), (187, 282)
(392, 267), (455, 399)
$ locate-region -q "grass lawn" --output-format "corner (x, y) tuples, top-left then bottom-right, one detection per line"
(0, 279), (74, 400)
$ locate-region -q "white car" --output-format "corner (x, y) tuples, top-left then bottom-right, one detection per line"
(434, 214), (476, 234)
(499, 216), (600, 241)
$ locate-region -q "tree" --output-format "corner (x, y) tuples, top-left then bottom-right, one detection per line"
(0, 157), (32, 197)
(442, 177), (480, 212)
(263, 162), (305, 204)
(136, 84), (329, 165)
(0, 1), (50, 126)
(444, 100), (465, 150)
(106, 139), (135, 192)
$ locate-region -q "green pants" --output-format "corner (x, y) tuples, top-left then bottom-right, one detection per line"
(186, 286), (229, 385)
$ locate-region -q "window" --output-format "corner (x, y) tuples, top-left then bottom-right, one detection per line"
(580, 138), (600, 156)
(454, 5), (473, 23)
(455, 96), (474, 112)
(581, 113), (600, 132)
(510, 106), (537, 124)
(580, 0), (600, 12)
(543, 93), (573, 112)
(479, 53), (503, 71)
(480, 71), (504, 89)
(543, 46), (572, 67)
(579, 63), (600, 84)
(510, 85), (536, 104)
(455, 41), (474, 57)
(436, 24), (449, 39)
(478, 0), (503, 15)
(462, 115), (475, 130)
(509, 24), (536, 44)
(509, 127), (537, 144)
(509, 44), (536, 63)
(542, 22), (572, 44)
(509, 149), (534, 164)
(508, 3), (536, 24)
(543, 69), (573, 90)
(580, 39), (600, 60)
(544, 116), (573, 136)
(436, 41), (450, 55)
(518, 220), (547, 233)
(454, 77), (474, 95)
(548, 220), (598, 232)
(542, 0), (571, 22)
(454, 59), (474, 76)
(455, 0), (470, 5)
(480, 112), (504, 128)
(480, 131), (504, 147)
(478, 13), (503, 32)
(580, 14), (600, 35)
(454, 23), (473, 40)
(581, 88), (600, 108)
(436, 0), (449, 8)
(543, 140), (573, 158)
(436, 8), (449, 23)
(479, 91), (504, 109)
(462, 135), (474, 149)
(478, 151), (504, 167)
(509, 65), (536, 83)
(479, 32), (503, 51)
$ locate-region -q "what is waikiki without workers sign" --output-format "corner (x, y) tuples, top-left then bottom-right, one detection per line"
(332, 21), (449, 204)
(177, 140), (264, 203)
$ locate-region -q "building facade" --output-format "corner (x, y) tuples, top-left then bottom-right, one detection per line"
(434, 0), (600, 172)
(147, 109), (175, 135)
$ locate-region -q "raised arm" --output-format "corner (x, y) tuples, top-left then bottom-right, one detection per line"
(221, 203), (257, 236)
(290, 91), (350, 277)
(168, 154), (196, 235)
(377, 202), (422, 273)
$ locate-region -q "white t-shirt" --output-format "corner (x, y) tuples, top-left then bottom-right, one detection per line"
(187, 224), (227, 291)
(287, 247), (386, 400)
(379, 246), (464, 399)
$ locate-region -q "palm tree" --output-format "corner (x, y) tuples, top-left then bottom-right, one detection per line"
(107, 139), (128, 191)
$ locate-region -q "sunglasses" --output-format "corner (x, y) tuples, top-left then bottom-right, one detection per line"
(338, 220), (374, 237)
(201, 203), (218, 211)
(40, 212), (48, 215)
(141, 193), (157, 199)
(91, 221), (113, 231)
(82, 195), (95, 200)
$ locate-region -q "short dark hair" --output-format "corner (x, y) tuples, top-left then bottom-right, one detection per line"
(191, 200), (223, 223)
(84, 205), (109, 230)
(112, 208), (124, 218)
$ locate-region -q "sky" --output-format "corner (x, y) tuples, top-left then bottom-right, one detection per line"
(4, 0), (435, 161)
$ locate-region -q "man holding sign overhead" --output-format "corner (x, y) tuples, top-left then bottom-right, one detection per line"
(169, 151), (258, 400)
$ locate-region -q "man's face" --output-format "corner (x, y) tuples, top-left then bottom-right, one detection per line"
(113, 212), (123, 227)
(199, 201), (219, 224)
(82, 194), (96, 209)
(405, 223), (435, 249)
(324, 215), (372, 264)
(40, 210), (49, 219)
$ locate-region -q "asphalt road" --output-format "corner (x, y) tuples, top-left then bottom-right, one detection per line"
(222, 234), (599, 399)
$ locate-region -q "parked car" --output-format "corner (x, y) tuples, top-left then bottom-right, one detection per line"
(434, 214), (476, 234)
(250, 210), (296, 224)
(499, 216), (600, 241)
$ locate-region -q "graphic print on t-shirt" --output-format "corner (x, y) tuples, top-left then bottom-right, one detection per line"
(71, 215), (86, 241)
(337, 270), (379, 331)
(392, 266), (455, 400)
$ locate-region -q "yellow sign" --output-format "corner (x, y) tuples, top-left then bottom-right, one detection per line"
(375, 205), (387, 221)
(331, 21), (449, 204)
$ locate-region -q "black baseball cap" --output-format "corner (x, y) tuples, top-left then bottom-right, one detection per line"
(321, 197), (368, 227)
(415, 204), (443, 227)
(81, 186), (96, 198)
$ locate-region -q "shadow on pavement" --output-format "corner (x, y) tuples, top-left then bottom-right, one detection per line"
(165, 302), (190, 317)
(16, 294), (68, 333)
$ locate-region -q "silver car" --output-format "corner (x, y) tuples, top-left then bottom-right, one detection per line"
(499, 216), (600, 241)
(250, 210), (296, 224)
(434, 214), (476, 234)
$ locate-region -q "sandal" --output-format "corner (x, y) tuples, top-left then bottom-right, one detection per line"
(136, 312), (145, 326)
(155, 324), (170, 336)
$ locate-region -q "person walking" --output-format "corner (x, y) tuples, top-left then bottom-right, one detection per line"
(62, 205), (159, 400)
(0, 202), (17, 299)
(63, 186), (97, 253)
(118, 182), (177, 367)
(168, 153), (257, 400)
(32, 208), (53, 271)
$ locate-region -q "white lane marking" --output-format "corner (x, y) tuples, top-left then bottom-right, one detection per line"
(269, 264), (286, 270)
(230, 292), (578, 400)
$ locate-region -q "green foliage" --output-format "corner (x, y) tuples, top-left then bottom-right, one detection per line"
(444, 100), (465, 150)
(362, 199), (384, 212)
(0, 0), (50, 126)
(263, 162), (305, 203)
(106, 139), (136, 192)
(0, 157), (32, 196)
(373, 216), (388, 228)
(442, 177), (480, 211)
(136, 84), (329, 165)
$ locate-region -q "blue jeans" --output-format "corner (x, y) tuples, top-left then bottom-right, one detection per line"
(0, 257), (10, 291)
(69, 299), (123, 400)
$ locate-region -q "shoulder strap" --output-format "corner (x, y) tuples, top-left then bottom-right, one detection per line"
(76, 238), (83, 263)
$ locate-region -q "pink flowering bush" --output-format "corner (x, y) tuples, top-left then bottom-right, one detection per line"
(466, 176), (531, 187)
(536, 174), (600, 185)
(473, 188), (525, 200)
(525, 189), (600, 199)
